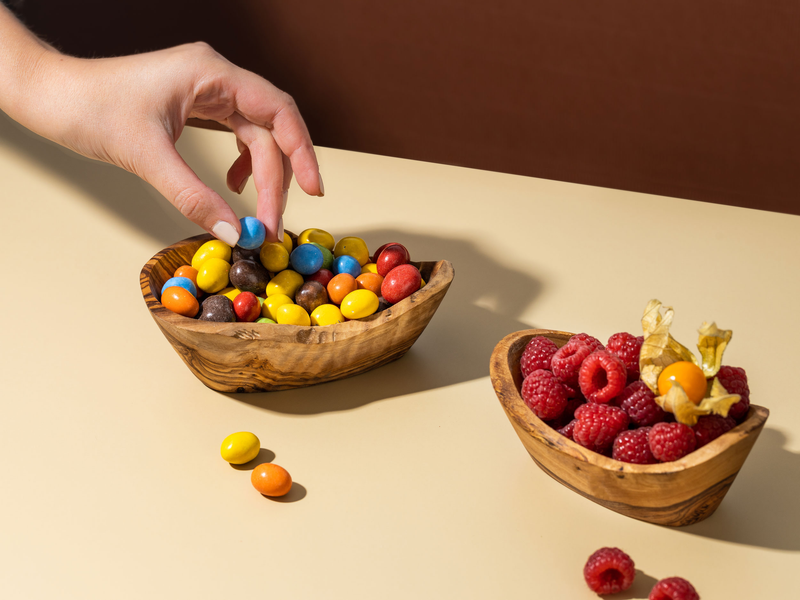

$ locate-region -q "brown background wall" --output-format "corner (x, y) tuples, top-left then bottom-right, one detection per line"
(10, 0), (800, 215)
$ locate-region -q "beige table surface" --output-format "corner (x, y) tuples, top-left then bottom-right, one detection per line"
(1, 111), (799, 599)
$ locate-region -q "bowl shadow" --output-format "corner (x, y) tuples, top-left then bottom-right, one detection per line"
(226, 227), (542, 414)
(677, 427), (800, 551)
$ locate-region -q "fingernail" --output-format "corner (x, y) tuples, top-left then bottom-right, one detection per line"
(237, 176), (249, 194)
(282, 190), (289, 213)
(318, 173), (325, 197)
(212, 221), (239, 247)
(277, 217), (284, 242)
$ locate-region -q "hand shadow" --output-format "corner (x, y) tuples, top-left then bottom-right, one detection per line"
(678, 427), (800, 551)
(228, 227), (543, 415)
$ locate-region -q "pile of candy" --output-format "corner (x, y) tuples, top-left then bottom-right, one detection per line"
(518, 300), (751, 464)
(159, 217), (424, 326)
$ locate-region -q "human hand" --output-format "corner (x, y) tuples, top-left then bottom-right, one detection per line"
(6, 36), (322, 245)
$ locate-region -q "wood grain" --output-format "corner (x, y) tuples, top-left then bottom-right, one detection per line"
(489, 329), (769, 527)
(140, 234), (454, 392)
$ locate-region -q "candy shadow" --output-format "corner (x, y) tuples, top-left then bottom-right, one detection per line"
(228, 448), (276, 471)
(228, 228), (543, 414)
(264, 482), (307, 503)
(677, 427), (800, 551)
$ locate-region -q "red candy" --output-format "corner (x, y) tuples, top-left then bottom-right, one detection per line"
(376, 243), (410, 277)
(381, 264), (421, 304)
(233, 291), (261, 322)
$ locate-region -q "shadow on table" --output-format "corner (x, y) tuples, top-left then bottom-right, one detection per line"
(678, 427), (800, 551)
(228, 227), (543, 415)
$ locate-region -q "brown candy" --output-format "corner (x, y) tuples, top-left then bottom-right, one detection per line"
(231, 246), (261, 263)
(229, 259), (270, 295)
(295, 281), (328, 315)
(198, 295), (236, 322)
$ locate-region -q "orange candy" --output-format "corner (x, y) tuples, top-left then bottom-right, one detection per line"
(174, 265), (199, 289)
(327, 273), (357, 305)
(356, 272), (384, 296)
(657, 361), (708, 404)
(251, 463), (293, 497)
(161, 286), (199, 317)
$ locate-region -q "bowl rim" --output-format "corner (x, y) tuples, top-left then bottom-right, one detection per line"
(490, 328), (769, 475)
(140, 233), (455, 337)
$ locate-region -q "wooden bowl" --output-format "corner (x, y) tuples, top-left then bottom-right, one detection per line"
(140, 233), (454, 393)
(490, 329), (769, 527)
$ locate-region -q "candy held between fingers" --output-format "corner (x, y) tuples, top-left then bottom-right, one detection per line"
(237, 216), (266, 250)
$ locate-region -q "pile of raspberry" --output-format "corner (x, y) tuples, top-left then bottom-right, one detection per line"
(519, 333), (750, 464)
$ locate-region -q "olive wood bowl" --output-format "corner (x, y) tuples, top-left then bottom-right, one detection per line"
(490, 328), (769, 527)
(140, 233), (454, 393)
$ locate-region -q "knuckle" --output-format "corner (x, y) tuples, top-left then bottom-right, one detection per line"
(174, 188), (207, 222)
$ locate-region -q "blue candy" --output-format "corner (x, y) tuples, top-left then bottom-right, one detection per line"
(237, 216), (267, 250)
(161, 276), (197, 299)
(333, 255), (362, 278)
(290, 243), (324, 275)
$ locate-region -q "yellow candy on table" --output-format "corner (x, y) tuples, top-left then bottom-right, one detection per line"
(220, 431), (260, 465)
(196, 257), (231, 294)
(298, 228), (335, 251)
(334, 236), (370, 266)
(259, 242), (290, 273)
(340, 289), (379, 320)
(191, 240), (232, 270)
(267, 269), (304, 297)
(361, 263), (379, 275)
(216, 287), (241, 302)
(311, 303), (344, 326)
(263, 294), (294, 321)
(277, 303), (311, 326)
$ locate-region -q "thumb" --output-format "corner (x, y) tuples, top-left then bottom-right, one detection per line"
(141, 139), (241, 246)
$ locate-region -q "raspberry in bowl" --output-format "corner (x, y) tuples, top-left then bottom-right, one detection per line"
(489, 328), (769, 527)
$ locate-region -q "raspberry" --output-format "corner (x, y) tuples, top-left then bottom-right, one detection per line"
(551, 338), (595, 387)
(618, 381), (666, 427)
(521, 369), (567, 420)
(716, 365), (750, 422)
(648, 422), (696, 462)
(573, 403), (630, 452)
(612, 427), (657, 464)
(578, 350), (628, 403)
(693, 414), (735, 448)
(606, 332), (644, 382)
(557, 419), (576, 440)
(572, 332), (605, 352)
(547, 396), (586, 430)
(519, 336), (559, 379)
(583, 547), (635, 595)
(648, 577), (699, 600)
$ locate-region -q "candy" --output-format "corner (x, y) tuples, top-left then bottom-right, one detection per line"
(233, 291), (261, 322)
(198, 295), (236, 322)
(381, 264), (421, 304)
(161, 286), (199, 317)
(376, 243), (410, 277)
(267, 269), (304, 298)
(196, 257), (231, 293)
(327, 273), (357, 305)
(259, 242), (290, 273)
(295, 281), (328, 314)
(340, 289), (380, 319)
(161, 276), (197, 298)
(229, 259), (270, 295)
(290, 243), (324, 275)
(306, 268), (334, 288)
(251, 463), (292, 497)
(361, 263), (379, 275)
(297, 227), (335, 251)
(334, 236), (370, 266)
(217, 287), (241, 302)
(237, 216), (266, 250)
(310, 242), (334, 271)
(220, 431), (260, 464)
(356, 272), (384, 296)
(173, 265), (198, 289)
(262, 294), (294, 321)
(276, 304), (311, 326)
(333, 254), (362, 278)
(256, 317), (276, 324)
(191, 239), (232, 270)
(231, 245), (260, 263)
(311, 303), (344, 326)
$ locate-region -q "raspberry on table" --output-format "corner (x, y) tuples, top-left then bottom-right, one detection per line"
(606, 332), (644, 382)
(716, 365), (750, 422)
(519, 336), (559, 378)
(648, 422), (697, 462)
(551, 338), (595, 386)
(648, 576), (699, 600)
(578, 350), (628, 403)
(583, 547), (636, 595)
(521, 369), (567, 421)
(693, 414), (735, 448)
(573, 403), (630, 453)
(618, 380), (667, 427)
(571, 332), (605, 352)
(612, 427), (657, 464)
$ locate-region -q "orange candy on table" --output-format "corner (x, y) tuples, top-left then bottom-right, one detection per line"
(657, 361), (708, 405)
(251, 463), (293, 497)
(161, 286), (199, 318)
(327, 273), (357, 305)
(356, 272), (384, 296)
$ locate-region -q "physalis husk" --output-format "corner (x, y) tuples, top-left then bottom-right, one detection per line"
(639, 299), (741, 426)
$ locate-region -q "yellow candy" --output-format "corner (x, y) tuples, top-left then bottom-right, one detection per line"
(281, 231), (294, 255)
(361, 263), (379, 274)
(277, 304), (311, 326)
(266, 269), (304, 297)
(220, 431), (260, 464)
(196, 257), (231, 293)
(259, 242), (290, 273)
(216, 287), (241, 302)
(191, 240), (232, 270)
(263, 294), (294, 321)
(334, 236), (370, 267)
(298, 228), (335, 251)
(311, 303), (344, 326)
(340, 289), (379, 320)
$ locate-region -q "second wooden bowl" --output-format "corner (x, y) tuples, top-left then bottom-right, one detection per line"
(490, 329), (769, 527)
(140, 233), (454, 392)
